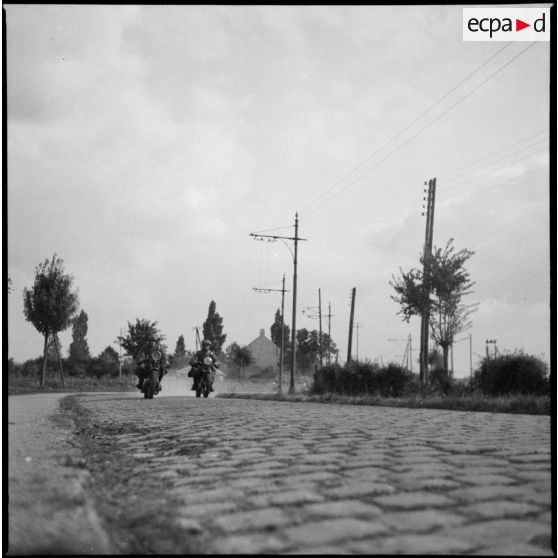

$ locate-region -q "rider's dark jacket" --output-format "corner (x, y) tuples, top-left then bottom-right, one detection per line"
(189, 349), (220, 377)
(135, 345), (169, 380)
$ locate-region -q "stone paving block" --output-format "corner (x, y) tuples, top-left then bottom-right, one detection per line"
(373, 491), (456, 510)
(476, 543), (555, 555)
(327, 481), (397, 499)
(283, 544), (352, 554)
(300, 452), (347, 464)
(350, 533), (476, 554)
(343, 459), (388, 469)
(380, 509), (466, 533)
(397, 477), (462, 491)
(243, 459), (286, 471)
(213, 507), (291, 533)
(508, 454), (552, 464)
(285, 464), (338, 474)
(512, 470), (551, 483)
(341, 467), (386, 479)
(304, 500), (382, 518)
(285, 471), (339, 484)
(460, 500), (544, 520)
(174, 517), (203, 533)
(169, 486), (243, 505)
(449, 484), (550, 504)
(270, 489), (324, 506)
(210, 533), (287, 554)
(459, 473), (517, 485)
(284, 518), (388, 546)
(442, 455), (508, 467)
(176, 501), (238, 517)
(437, 519), (551, 550)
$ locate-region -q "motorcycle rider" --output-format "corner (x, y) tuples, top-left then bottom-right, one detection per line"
(189, 339), (220, 392)
(135, 339), (169, 392)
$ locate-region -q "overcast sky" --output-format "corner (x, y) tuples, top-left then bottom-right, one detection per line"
(6, 5), (551, 377)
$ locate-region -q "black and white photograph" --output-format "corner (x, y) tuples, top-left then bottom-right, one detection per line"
(5, 4), (553, 555)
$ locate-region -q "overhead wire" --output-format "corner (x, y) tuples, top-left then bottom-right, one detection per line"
(299, 42), (537, 222)
(437, 128), (548, 181)
(438, 146), (549, 200)
(440, 136), (548, 189)
(297, 42), (513, 217)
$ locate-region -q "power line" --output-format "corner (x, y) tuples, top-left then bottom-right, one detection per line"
(300, 42), (537, 221)
(251, 224), (294, 235)
(440, 137), (548, 187)
(298, 43), (513, 217)
(438, 129), (548, 181)
(438, 146), (549, 199)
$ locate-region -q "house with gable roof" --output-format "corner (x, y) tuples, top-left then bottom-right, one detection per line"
(246, 328), (279, 370)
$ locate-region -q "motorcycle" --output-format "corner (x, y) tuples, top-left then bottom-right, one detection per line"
(194, 356), (215, 398)
(142, 350), (163, 399)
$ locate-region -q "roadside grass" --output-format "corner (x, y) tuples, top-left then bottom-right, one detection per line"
(7, 374), (136, 396)
(217, 390), (551, 415)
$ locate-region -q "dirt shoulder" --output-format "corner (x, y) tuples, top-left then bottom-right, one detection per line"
(7, 393), (114, 555)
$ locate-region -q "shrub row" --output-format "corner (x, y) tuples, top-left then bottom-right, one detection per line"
(312, 361), (416, 397)
(472, 352), (549, 396)
(311, 351), (550, 398)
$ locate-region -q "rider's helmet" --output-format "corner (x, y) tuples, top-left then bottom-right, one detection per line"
(202, 339), (212, 350)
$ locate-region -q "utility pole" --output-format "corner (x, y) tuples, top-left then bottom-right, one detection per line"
(401, 333), (412, 371)
(253, 274), (290, 393)
(119, 328), (122, 377)
(389, 335), (411, 370)
(250, 213), (306, 394)
(419, 178), (436, 387)
(347, 287), (356, 363)
(318, 288), (323, 368)
(327, 303), (333, 365)
(469, 334), (473, 378)
(303, 288), (324, 369)
(408, 333), (413, 373)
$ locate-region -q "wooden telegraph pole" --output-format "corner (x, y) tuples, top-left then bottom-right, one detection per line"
(253, 274), (290, 393)
(318, 288), (323, 368)
(327, 303), (333, 365)
(419, 178), (436, 387)
(347, 287), (356, 363)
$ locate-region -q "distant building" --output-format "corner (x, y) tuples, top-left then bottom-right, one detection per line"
(246, 329), (279, 370)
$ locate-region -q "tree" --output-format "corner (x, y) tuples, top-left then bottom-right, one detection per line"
(68, 310), (91, 365)
(293, 328), (337, 373)
(390, 238), (475, 374)
(23, 254), (79, 387)
(116, 319), (166, 359)
(171, 334), (188, 368)
(270, 309), (290, 351)
(202, 300), (226, 354)
(227, 343), (255, 382)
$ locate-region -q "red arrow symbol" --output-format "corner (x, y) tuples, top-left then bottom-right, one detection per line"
(516, 19), (530, 31)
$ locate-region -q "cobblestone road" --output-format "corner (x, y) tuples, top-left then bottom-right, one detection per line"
(75, 392), (552, 555)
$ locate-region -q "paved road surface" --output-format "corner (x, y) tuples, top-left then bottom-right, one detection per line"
(8, 390), (553, 554)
